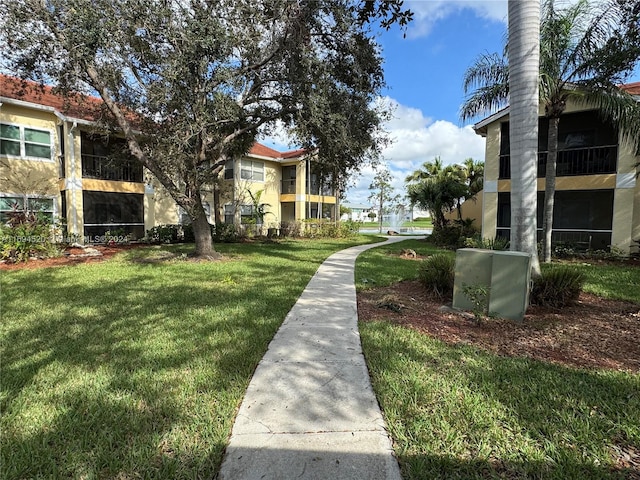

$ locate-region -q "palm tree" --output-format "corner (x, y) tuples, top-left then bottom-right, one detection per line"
(462, 0), (640, 263)
(506, 0), (542, 276)
(406, 157), (482, 227)
(460, 158), (484, 198)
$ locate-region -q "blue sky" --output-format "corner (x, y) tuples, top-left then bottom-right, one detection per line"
(262, 0), (640, 207)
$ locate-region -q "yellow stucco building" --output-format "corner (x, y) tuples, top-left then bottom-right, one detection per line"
(1, 75), (337, 242)
(473, 82), (640, 254)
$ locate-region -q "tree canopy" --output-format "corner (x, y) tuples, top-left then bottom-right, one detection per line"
(405, 157), (483, 231)
(1, 0), (411, 256)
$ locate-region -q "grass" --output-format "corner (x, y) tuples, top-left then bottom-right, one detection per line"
(1, 236), (380, 479)
(404, 219), (433, 229)
(355, 239), (451, 289)
(360, 323), (640, 479)
(356, 242), (640, 479)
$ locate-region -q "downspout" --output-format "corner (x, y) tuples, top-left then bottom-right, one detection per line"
(68, 121), (79, 239)
(307, 158), (311, 220)
(52, 111), (79, 241)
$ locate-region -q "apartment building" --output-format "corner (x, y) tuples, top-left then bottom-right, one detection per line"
(0, 75), (337, 242)
(473, 83), (640, 253)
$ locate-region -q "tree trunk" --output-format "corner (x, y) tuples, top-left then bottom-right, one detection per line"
(378, 186), (384, 234)
(191, 206), (216, 257)
(542, 116), (560, 262)
(507, 0), (542, 277)
(213, 182), (223, 225)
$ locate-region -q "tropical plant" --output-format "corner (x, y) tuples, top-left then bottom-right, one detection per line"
(462, 0), (640, 264)
(246, 189), (271, 227)
(405, 157), (475, 230)
(417, 253), (455, 298)
(530, 265), (586, 307)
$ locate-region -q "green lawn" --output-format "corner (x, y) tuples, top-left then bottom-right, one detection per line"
(356, 241), (640, 479)
(1, 236), (380, 479)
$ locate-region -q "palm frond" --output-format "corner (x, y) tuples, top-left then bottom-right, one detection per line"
(460, 83), (509, 121)
(462, 52), (508, 94)
(576, 85), (640, 152)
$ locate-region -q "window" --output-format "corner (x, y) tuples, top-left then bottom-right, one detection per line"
(240, 159), (264, 181)
(0, 124), (52, 160)
(240, 204), (255, 224)
(224, 204), (235, 224)
(0, 195), (55, 223)
(224, 159), (234, 180)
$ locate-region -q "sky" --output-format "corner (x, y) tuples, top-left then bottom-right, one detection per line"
(260, 0), (640, 207)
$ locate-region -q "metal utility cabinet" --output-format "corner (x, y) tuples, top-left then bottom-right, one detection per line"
(452, 248), (532, 321)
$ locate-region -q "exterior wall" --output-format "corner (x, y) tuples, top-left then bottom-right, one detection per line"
(2, 100), (340, 241)
(0, 103), (62, 230)
(481, 120), (501, 239)
(479, 98), (639, 253)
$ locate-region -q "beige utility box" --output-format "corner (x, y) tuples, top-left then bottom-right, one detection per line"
(452, 248), (532, 321)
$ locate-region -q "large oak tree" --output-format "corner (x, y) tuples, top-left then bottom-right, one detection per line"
(1, 0), (411, 256)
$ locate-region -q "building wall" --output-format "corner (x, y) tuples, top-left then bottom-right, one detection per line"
(0, 103), (61, 205)
(2, 101), (340, 242)
(480, 99), (639, 253)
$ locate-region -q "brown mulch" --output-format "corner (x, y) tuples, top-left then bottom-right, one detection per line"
(357, 279), (640, 373)
(0, 244), (145, 270)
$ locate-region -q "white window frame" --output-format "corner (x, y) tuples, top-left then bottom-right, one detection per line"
(0, 123), (54, 162)
(0, 193), (57, 224)
(240, 159), (264, 182)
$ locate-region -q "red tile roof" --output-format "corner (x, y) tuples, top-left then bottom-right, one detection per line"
(622, 82), (640, 95)
(1, 74), (105, 122)
(1, 74), (306, 160)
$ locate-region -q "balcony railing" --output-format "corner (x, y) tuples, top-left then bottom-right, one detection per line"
(499, 145), (618, 179)
(281, 179), (336, 196)
(281, 179), (296, 194)
(306, 182), (336, 196)
(82, 154), (143, 183)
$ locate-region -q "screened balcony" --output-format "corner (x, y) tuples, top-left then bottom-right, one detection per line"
(82, 154), (143, 183)
(498, 145), (618, 179)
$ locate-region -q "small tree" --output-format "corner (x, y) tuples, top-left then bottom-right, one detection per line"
(368, 167), (401, 233)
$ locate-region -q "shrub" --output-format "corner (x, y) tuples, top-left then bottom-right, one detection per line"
(427, 219), (478, 249)
(0, 209), (58, 262)
(280, 221), (302, 238)
(211, 223), (239, 243)
(146, 224), (180, 243)
(303, 220), (361, 239)
(181, 224), (195, 243)
(463, 235), (509, 251)
(417, 253), (455, 298)
(530, 266), (586, 308)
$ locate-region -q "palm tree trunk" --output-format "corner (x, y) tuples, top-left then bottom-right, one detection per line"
(542, 116), (560, 262)
(507, 0), (542, 276)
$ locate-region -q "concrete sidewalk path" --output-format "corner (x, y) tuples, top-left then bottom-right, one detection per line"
(218, 236), (422, 480)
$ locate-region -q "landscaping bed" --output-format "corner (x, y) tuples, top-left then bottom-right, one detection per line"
(357, 279), (640, 372)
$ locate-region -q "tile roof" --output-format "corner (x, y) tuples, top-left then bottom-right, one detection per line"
(0, 74), (104, 122)
(622, 82), (640, 95)
(1, 74), (306, 160)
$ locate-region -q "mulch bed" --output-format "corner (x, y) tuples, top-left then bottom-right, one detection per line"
(0, 244), (145, 271)
(357, 279), (640, 372)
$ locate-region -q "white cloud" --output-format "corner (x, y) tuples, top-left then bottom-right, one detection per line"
(405, 0), (507, 38)
(258, 120), (296, 151)
(344, 97), (486, 205)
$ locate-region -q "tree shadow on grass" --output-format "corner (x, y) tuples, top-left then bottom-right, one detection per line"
(361, 322), (640, 480)
(1, 258), (316, 479)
